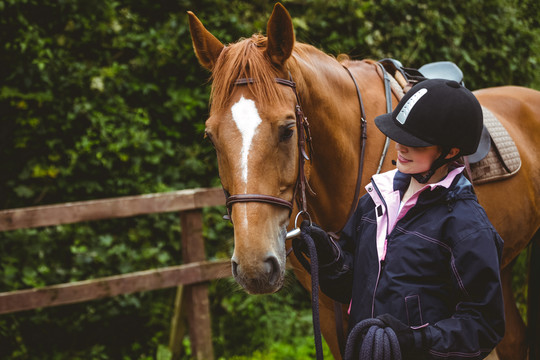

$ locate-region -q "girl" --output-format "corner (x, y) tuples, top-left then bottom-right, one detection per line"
(295, 79), (505, 359)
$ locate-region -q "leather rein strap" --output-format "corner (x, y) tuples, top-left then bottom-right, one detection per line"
(341, 65), (367, 228)
(223, 75), (313, 220)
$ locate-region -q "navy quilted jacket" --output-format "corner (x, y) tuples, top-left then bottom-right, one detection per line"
(319, 166), (505, 359)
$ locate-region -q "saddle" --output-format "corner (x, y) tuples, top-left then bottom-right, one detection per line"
(378, 59), (521, 184)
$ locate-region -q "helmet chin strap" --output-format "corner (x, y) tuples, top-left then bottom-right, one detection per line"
(411, 147), (459, 184)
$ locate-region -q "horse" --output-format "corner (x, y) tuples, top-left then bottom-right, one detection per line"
(188, 3), (540, 359)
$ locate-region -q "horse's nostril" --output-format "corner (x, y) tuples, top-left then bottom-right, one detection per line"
(231, 259), (239, 278)
(264, 256), (280, 286)
(231, 256), (282, 290)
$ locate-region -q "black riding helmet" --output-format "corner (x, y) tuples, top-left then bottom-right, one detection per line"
(374, 79), (483, 183)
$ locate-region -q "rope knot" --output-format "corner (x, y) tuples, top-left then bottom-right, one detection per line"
(345, 319), (402, 360)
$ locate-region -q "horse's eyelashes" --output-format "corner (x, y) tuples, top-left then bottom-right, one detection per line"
(279, 125), (295, 142)
(204, 130), (216, 148)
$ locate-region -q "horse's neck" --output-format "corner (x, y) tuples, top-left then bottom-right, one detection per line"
(294, 55), (393, 231)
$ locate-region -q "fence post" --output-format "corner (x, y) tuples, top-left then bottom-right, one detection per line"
(177, 209), (214, 360)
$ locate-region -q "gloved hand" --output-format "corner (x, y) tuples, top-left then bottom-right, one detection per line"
(377, 313), (421, 357)
(293, 220), (339, 265)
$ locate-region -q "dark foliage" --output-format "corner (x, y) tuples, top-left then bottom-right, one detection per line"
(0, 0), (538, 358)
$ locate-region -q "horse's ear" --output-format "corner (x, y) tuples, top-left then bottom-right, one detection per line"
(266, 3), (295, 66)
(187, 11), (224, 71)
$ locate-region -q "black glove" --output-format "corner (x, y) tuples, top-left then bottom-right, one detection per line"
(292, 220), (339, 266)
(377, 313), (420, 357)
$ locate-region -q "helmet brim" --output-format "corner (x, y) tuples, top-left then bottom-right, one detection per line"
(375, 113), (434, 148)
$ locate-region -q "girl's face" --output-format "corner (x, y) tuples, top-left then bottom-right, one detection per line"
(395, 143), (442, 175)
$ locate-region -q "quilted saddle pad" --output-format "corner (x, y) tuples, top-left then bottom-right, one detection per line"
(470, 106), (521, 184)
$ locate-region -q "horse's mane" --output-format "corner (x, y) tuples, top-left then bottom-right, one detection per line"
(210, 34), (320, 112)
(209, 34), (283, 111)
(209, 34), (375, 112)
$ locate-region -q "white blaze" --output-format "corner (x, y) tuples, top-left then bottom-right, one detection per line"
(231, 96), (262, 186)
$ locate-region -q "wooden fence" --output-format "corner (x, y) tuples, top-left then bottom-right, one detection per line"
(0, 187), (230, 360)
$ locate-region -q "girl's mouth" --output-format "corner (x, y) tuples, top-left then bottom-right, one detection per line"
(397, 154), (411, 164)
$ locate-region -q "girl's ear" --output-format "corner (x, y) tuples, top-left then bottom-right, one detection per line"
(445, 147), (461, 159)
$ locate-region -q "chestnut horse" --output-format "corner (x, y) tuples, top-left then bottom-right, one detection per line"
(188, 3), (540, 359)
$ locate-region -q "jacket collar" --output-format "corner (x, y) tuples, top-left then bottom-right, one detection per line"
(393, 163), (465, 192)
(369, 163), (472, 206)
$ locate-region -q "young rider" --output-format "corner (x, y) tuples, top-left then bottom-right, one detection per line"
(295, 79), (505, 359)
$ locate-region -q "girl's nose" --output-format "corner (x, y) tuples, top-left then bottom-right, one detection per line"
(395, 142), (408, 152)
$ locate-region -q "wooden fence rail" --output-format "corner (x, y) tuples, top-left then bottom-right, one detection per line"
(0, 187), (225, 231)
(0, 260), (230, 314)
(0, 187), (229, 360)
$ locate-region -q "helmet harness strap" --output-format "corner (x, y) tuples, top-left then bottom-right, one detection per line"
(411, 147), (461, 184)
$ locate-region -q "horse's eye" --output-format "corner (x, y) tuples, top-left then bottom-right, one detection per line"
(279, 124), (295, 142)
(205, 130), (216, 148)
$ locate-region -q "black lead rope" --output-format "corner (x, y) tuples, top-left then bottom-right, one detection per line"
(293, 230), (324, 360)
(345, 319), (402, 360)
(293, 225), (402, 360)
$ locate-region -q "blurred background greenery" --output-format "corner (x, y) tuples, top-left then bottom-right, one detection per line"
(0, 0), (538, 358)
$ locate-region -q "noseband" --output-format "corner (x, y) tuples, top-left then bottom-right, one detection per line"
(223, 75), (313, 221)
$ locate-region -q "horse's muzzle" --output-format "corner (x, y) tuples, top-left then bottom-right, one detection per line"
(231, 254), (284, 294)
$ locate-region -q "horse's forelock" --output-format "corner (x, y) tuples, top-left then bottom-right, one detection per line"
(210, 34), (287, 112)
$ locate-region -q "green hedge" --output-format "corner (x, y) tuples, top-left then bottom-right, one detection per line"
(0, 0), (538, 358)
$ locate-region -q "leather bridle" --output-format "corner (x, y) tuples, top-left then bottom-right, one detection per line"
(223, 68), (367, 236)
(223, 75), (313, 222)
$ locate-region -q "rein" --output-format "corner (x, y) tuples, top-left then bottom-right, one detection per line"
(341, 65), (368, 228)
(293, 65), (397, 360)
(223, 66), (387, 359)
(221, 63), (399, 359)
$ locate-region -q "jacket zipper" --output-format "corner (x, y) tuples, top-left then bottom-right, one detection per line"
(371, 254), (388, 317)
(370, 180), (390, 317)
